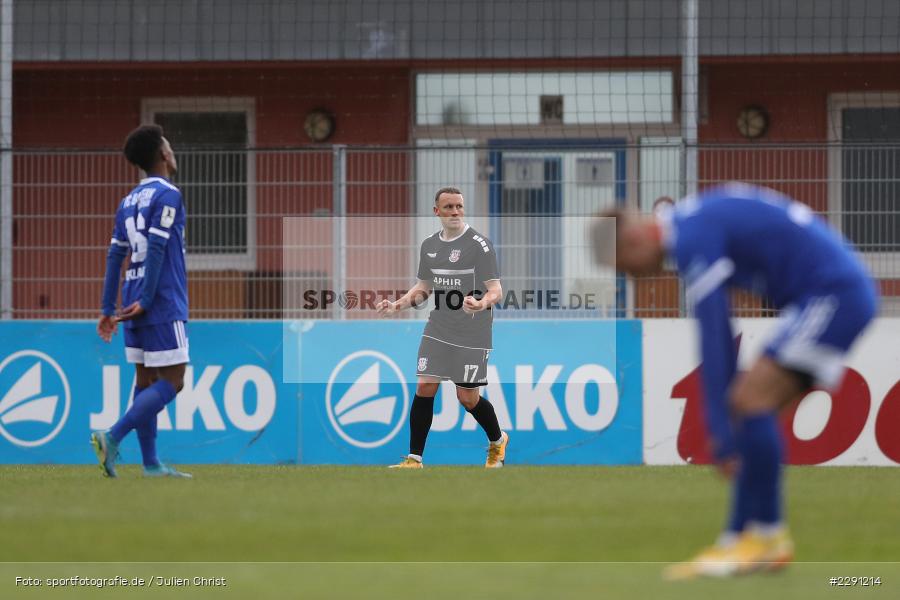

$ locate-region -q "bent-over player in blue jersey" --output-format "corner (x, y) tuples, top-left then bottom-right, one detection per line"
(594, 183), (877, 579)
(91, 125), (191, 479)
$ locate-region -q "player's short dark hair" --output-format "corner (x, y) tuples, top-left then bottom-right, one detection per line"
(434, 186), (463, 204)
(123, 125), (165, 172)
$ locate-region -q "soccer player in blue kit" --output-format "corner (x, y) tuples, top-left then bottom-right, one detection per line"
(91, 125), (191, 479)
(594, 182), (878, 579)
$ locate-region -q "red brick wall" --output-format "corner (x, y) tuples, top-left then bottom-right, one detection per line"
(12, 57), (899, 316)
(699, 57), (900, 210)
(12, 64), (412, 315)
(14, 64), (411, 147)
(693, 58), (900, 310)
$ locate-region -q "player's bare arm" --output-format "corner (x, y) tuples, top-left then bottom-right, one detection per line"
(96, 315), (118, 342)
(463, 279), (502, 314)
(376, 280), (432, 316)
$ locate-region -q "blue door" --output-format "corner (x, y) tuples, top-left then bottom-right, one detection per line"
(488, 140), (627, 316)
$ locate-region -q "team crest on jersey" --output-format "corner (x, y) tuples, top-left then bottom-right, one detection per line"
(449, 249), (461, 263)
(417, 357), (428, 372)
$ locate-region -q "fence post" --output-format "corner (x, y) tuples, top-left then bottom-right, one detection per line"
(681, 0), (699, 198)
(332, 145), (347, 320)
(0, 0), (12, 320)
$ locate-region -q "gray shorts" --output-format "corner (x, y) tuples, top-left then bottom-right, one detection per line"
(416, 335), (491, 387)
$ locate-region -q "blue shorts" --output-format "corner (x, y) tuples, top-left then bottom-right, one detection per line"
(764, 281), (877, 390)
(124, 321), (190, 367)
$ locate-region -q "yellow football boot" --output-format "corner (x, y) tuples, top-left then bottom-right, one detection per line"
(485, 431), (510, 468)
(663, 542), (743, 581)
(388, 456), (423, 469)
(731, 529), (794, 574)
(663, 529), (794, 581)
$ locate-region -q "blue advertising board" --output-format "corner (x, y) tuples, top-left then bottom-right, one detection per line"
(288, 319), (642, 465)
(0, 322), (296, 465)
(0, 320), (641, 465)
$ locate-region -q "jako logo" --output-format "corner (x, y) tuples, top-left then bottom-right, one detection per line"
(427, 364), (621, 432)
(92, 365), (277, 432)
(0, 350), (71, 447)
(326, 350), (409, 448)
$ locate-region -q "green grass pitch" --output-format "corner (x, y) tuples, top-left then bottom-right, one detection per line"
(1, 465), (897, 599)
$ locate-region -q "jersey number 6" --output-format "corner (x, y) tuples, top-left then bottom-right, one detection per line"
(125, 214), (148, 263)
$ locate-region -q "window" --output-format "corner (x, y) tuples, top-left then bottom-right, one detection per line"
(829, 93), (900, 277)
(142, 98), (256, 270)
(639, 137), (682, 213)
(416, 71), (674, 127)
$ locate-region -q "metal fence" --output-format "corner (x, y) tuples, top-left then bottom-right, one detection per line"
(4, 142), (898, 320)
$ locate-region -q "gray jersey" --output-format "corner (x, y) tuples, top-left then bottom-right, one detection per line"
(416, 225), (500, 349)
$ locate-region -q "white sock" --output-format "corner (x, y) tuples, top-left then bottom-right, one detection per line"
(752, 522), (785, 538)
(489, 432), (505, 446)
(716, 531), (740, 548)
(407, 454), (423, 463)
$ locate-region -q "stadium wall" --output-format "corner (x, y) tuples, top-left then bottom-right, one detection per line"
(11, 65), (413, 317)
(0, 319), (896, 466)
(13, 65), (411, 147)
(15, 57), (900, 148)
(10, 56), (900, 317)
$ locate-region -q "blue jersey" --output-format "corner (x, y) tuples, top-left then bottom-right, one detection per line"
(110, 177), (188, 328)
(662, 183), (875, 457)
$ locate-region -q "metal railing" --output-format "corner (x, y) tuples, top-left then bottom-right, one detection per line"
(4, 143), (898, 319)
